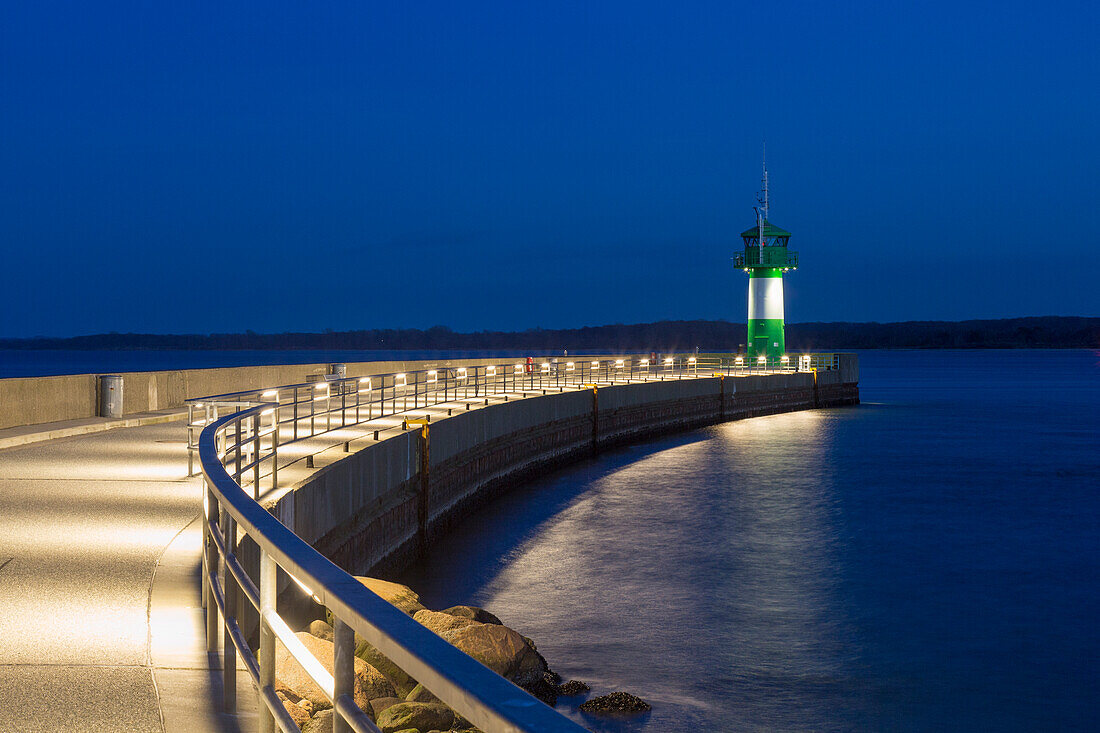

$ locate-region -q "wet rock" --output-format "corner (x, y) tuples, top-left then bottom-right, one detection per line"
(308, 619), (334, 642)
(557, 679), (591, 696)
(440, 604), (503, 625)
(375, 702), (454, 733)
(579, 691), (651, 714)
(275, 631), (395, 710)
(521, 671), (559, 706)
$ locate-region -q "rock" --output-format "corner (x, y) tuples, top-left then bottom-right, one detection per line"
(440, 605), (503, 625)
(578, 691), (651, 714)
(413, 609), (479, 636)
(355, 638), (418, 697)
(557, 679), (590, 696)
(446, 623), (548, 686)
(405, 682), (442, 705)
(369, 696), (404, 720)
(521, 671), (558, 706)
(414, 611), (547, 686)
(375, 702), (455, 733)
(281, 698), (311, 728)
(309, 619), (335, 642)
(301, 709), (333, 733)
(275, 631), (396, 711)
(355, 577), (427, 615)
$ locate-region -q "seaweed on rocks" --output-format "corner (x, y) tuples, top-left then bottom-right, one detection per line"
(578, 691), (651, 714)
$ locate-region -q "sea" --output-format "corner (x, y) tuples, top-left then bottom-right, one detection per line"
(397, 350), (1100, 732)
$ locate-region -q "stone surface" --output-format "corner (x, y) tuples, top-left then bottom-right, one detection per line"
(578, 691), (652, 714)
(356, 638), (418, 697)
(309, 619), (335, 642)
(302, 708), (333, 733)
(375, 702), (455, 733)
(413, 610), (547, 686)
(405, 682), (443, 705)
(282, 697), (311, 728)
(440, 604), (503, 625)
(369, 696), (404, 719)
(522, 671), (559, 706)
(356, 577), (427, 615)
(276, 631), (396, 710)
(413, 609), (479, 636)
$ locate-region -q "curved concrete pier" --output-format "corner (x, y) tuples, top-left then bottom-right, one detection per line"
(0, 355), (858, 731)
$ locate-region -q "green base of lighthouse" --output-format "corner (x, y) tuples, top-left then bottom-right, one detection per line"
(747, 317), (785, 364)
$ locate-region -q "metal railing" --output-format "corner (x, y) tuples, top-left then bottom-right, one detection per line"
(193, 353), (838, 732)
(734, 249), (798, 268)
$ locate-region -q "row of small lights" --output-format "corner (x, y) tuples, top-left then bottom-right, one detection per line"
(266, 355), (815, 401)
(196, 355), (812, 411)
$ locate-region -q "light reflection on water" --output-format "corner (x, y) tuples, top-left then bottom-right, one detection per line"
(400, 351), (1100, 732)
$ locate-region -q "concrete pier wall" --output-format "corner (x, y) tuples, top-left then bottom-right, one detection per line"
(283, 360), (859, 581)
(0, 357), (530, 430)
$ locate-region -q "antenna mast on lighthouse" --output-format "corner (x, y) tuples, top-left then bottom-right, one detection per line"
(756, 143), (768, 263)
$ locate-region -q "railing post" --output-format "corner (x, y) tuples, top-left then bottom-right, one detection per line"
(204, 482), (220, 653)
(270, 407), (279, 493)
(221, 510), (237, 712)
(258, 550), (277, 733)
(252, 414), (261, 498)
(333, 618), (355, 733)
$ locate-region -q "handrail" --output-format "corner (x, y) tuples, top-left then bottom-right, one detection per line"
(195, 352), (842, 731)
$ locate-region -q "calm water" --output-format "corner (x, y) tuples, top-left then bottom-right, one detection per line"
(401, 350), (1100, 732)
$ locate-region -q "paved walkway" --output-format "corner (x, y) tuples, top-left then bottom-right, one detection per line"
(0, 419), (254, 732)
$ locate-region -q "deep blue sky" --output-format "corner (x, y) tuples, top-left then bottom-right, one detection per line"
(1, 1), (1097, 337)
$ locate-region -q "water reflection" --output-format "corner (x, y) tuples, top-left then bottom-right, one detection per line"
(405, 411), (855, 731)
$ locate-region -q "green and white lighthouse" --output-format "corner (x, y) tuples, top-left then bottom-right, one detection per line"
(736, 155), (797, 365)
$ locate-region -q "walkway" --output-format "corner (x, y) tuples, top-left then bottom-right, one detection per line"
(0, 418), (254, 732)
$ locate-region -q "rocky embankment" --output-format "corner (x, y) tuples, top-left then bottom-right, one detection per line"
(273, 577), (647, 732)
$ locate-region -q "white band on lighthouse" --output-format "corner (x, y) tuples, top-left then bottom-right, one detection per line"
(747, 277), (785, 321)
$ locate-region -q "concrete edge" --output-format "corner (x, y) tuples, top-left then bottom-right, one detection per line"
(0, 410), (188, 451)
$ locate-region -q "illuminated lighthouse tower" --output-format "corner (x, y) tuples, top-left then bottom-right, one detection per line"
(736, 153), (797, 366)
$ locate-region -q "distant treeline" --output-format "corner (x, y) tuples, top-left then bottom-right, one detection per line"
(1, 317), (1097, 352)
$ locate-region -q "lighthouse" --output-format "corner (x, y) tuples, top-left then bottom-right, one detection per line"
(736, 154), (797, 366)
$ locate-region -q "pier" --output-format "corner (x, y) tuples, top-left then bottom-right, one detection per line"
(0, 354), (857, 732)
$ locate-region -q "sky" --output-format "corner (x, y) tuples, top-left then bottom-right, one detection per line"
(1, 0), (1097, 338)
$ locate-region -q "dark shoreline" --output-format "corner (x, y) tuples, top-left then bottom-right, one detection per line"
(1, 316), (1097, 352)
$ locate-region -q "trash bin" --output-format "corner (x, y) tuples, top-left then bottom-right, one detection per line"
(98, 375), (123, 418)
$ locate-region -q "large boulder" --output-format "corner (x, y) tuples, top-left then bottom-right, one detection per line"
(275, 632), (396, 711)
(375, 702), (454, 733)
(413, 610), (548, 686)
(355, 577), (426, 615)
(440, 604), (503, 625)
